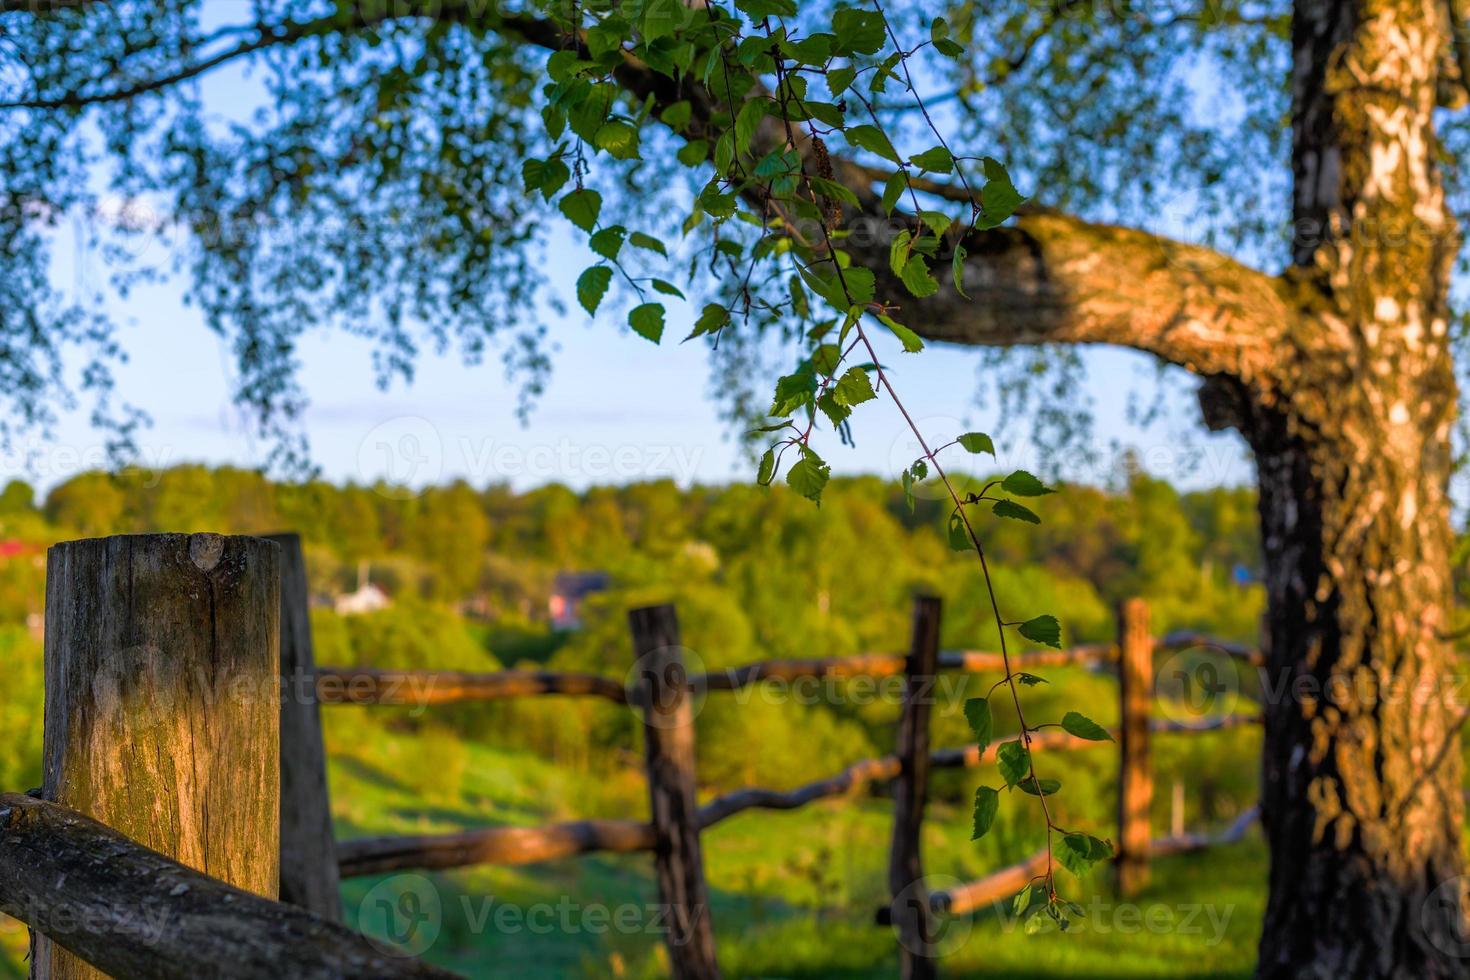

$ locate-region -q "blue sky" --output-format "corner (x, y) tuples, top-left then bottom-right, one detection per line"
(4, 3), (1257, 496)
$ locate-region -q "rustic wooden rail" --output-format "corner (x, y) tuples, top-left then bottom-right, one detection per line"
(313, 645), (1119, 706)
(0, 794), (455, 980)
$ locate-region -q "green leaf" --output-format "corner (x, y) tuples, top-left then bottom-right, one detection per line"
(882, 171), (907, 215)
(687, 303), (729, 340)
(1015, 672), (1047, 686)
(910, 145), (953, 173)
(997, 740), (1029, 789)
(628, 303), (665, 343)
(735, 97), (768, 153)
(888, 228), (912, 278)
(845, 125), (901, 164)
(951, 244), (969, 298)
(971, 786), (1000, 840)
(1017, 776), (1061, 796)
(1017, 614), (1061, 649)
(957, 432), (994, 455)
(1013, 885), (1042, 919)
(828, 65), (856, 96)
(677, 140), (709, 167)
(919, 210), (953, 240)
(879, 314), (924, 353)
(714, 131), (736, 175)
(978, 156), (1026, 228)
(786, 453), (831, 503)
(651, 278), (685, 298)
(898, 255), (939, 298)
(840, 266), (876, 307)
(992, 499), (1040, 524)
(629, 231), (668, 256)
(588, 226), (625, 261)
(817, 391), (850, 427)
(833, 366), (876, 408)
(643, 0), (684, 41)
(964, 697), (992, 752)
(737, 0), (798, 18)
(660, 100), (693, 131)
(559, 189), (603, 232)
(947, 511), (972, 551)
(810, 343), (843, 375)
(1058, 833), (1113, 878)
(594, 120), (641, 159)
(1061, 711), (1114, 742)
(1002, 470), (1055, 497)
(576, 265), (613, 316)
(832, 8), (887, 55)
(757, 448), (777, 486)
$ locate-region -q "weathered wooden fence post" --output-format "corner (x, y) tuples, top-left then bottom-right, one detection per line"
(268, 533), (342, 921)
(1116, 597), (1153, 896)
(36, 534), (281, 979)
(628, 604), (721, 980)
(888, 596), (941, 980)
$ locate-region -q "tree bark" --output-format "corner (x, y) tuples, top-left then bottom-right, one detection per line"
(1234, 0), (1470, 973)
(1245, 406), (1466, 977)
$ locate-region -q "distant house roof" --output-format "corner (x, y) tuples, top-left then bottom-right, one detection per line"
(0, 539), (39, 560)
(335, 582), (392, 616)
(551, 572), (611, 600)
(549, 572), (610, 630)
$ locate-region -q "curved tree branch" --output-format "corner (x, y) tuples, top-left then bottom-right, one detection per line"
(859, 209), (1309, 398)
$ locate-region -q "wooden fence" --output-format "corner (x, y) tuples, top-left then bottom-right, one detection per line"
(312, 590), (1264, 977)
(0, 533), (1264, 979)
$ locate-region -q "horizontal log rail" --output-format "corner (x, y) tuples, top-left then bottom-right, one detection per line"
(319, 627), (1259, 711)
(316, 642), (1133, 709)
(336, 713), (1265, 878)
(315, 667), (629, 705)
(1157, 631), (1264, 666)
(927, 806), (1261, 918)
(697, 755), (903, 827)
(338, 817), (656, 878)
(1149, 806), (1259, 858)
(937, 643), (1116, 672)
(695, 653), (907, 691)
(338, 718), (1264, 879)
(0, 794), (456, 980)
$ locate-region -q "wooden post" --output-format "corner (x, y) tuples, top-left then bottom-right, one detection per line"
(1116, 597), (1153, 897)
(36, 534), (281, 979)
(888, 596), (941, 980)
(628, 604), (720, 980)
(268, 533), (342, 921)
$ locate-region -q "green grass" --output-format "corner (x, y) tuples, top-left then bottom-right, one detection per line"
(325, 714), (1265, 978)
(0, 713), (1266, 978)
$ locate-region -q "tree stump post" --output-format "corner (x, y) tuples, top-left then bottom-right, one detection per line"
(627, 604), (720, 980)
(1116, 597), (1153, 897)
(888, 596), (941, 980)
(35, 534), (281, 979)
(268, 533), (342, 921)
